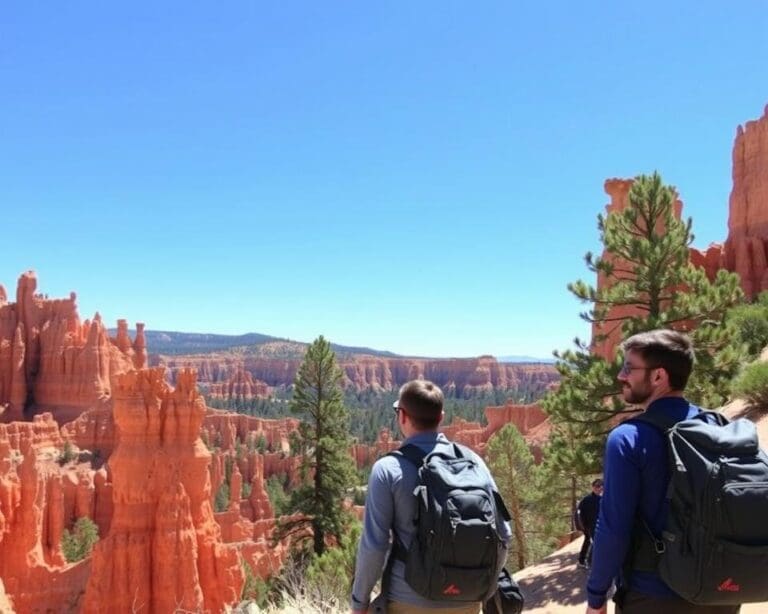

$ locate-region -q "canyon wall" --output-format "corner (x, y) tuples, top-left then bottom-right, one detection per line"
(0, 415), (95, 612)
(157, 353), (559, 398)
(0, 272), (146, 424)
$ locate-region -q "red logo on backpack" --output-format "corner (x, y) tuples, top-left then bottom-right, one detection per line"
(717, 578), (740, 592)
(443, 584), (461, 596)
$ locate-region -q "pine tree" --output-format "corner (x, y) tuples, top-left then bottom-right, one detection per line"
(487, 424), (568, 570)
(543, 172), (746, 475)
(279, 335), (356, 555)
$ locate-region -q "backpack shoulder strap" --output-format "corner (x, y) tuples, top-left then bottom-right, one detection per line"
(387, 443), (427, 467)
(629, 410), (678, 432)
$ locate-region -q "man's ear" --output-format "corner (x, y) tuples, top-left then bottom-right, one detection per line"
(438, 410), (445, 426)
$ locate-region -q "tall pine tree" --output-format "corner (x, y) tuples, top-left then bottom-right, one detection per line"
(543, 172), (745, 476)
(278, 335), (356, 555)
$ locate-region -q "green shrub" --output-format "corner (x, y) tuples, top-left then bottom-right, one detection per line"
(727, 292), (768, 359)
(214, 482), (230, 513)
(732, 362), (768, 410)
(265, 475), (289, 515)
(59, 441), (77, 466)
(241, 560), (270, 607)
(61, 517), (99, 562)
(304, 521), (361, 605)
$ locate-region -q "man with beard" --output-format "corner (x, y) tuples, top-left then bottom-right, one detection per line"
(585, 330), (740, 614)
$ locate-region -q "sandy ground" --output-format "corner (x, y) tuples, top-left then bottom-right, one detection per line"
(515, 538), (765, 613)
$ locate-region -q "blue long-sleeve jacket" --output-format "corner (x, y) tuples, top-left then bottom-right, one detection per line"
(586, 396), (700, 609)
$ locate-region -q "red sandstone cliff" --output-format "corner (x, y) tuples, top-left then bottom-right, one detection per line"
(595, 106), (768, 358)
(0, 416), (94, 612)
(158, 353), (559, 398)
(83, 368), (243, 614)
(724, 104), (768, 298)
(207, 367), (271, 401)
(0, 272), (146, 424)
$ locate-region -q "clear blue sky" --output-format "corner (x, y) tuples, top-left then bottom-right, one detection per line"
(1, 2), (766, 358)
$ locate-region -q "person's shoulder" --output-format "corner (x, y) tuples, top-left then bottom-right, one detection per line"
(370, 451), (403, 478)
(605, 419), (645, 454)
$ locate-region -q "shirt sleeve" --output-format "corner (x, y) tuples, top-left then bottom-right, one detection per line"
(350, 458), (396, 610)
(586, 425), (642, 609)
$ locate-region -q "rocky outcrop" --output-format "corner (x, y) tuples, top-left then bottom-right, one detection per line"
(202, 410), (298, 454)
(724, 104), (768, 298)
(61, 407), (116, 457)
(83, 368), (243, 614)
(594, 106), (768, 358)
(158, 353), (559, 398)
(0, 418), (93, 612)
(0, 272), (145, 424)
(207, 367), (271, 401)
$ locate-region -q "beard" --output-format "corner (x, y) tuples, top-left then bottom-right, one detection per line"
(622, 377), (652, 405)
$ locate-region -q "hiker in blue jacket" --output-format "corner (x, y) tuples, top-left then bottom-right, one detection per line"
(585, 329), (740, 614)
(351, 379), (511, 614)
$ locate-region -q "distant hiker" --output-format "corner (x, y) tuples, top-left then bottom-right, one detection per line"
(575, 478), (603, 569)
(350, 379), (512, 614)
(585, 330), (740, 614)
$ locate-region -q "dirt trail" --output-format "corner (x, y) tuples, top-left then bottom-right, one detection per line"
(515, 540), (765, 613)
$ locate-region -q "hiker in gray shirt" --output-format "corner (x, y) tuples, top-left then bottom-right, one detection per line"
(350, 379), (511, 614)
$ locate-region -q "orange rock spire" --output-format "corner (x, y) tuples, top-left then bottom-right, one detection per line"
(83, 368), (243, 613)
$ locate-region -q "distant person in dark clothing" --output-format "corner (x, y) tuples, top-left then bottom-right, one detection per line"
(576, 478), (603, 568)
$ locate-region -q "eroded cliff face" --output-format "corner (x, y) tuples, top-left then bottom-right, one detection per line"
(0, 272), (146, 424)
(207, 368), (271, 401)
(594, 107), (768, 359)
(83, 368), (243, 614)
(725, 105), (768, 298)
(158, 353), (559, 399)
(0, 416), (94, 612)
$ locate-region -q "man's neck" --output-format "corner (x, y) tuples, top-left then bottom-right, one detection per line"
(642, 389), (685, 410)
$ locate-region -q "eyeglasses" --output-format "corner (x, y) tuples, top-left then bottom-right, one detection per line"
(619, 363), (656, 376)
(393, 405), (403, 415)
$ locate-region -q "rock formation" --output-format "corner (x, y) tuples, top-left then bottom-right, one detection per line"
(83, 368), (243, 614)
(0, 272), (146, 424)
(594, 106), (768, 358)
(158, 353), (560, 399)
(724, 104), (768, 298)
(0, 417), (93, 612)
(206, 367), (271, 401)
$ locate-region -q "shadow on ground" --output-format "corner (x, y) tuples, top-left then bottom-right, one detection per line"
(514, 540), (590, 610)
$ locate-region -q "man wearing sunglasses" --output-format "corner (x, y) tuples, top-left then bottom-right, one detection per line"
(351, 379), (511, 614)
(585, 330), (739, 614)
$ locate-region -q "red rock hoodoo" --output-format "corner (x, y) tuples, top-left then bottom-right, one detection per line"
(83, 368), (243, 613)
(0, 271), (145, 424)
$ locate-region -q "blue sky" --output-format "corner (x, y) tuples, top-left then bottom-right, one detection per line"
(1, 2), (766, 358)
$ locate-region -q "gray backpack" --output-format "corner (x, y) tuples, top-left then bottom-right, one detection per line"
(629, 410), (768, 605)
(389, 442), (510, 603)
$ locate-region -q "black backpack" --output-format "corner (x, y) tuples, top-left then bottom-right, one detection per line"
(628, 410), (768, 605)
(388, 442), (511, 603)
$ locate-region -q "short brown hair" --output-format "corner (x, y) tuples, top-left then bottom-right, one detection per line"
(396, 379), (444, 430)
(621, 329), (695, 391)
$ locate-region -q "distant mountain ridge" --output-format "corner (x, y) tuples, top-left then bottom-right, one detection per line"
(111, 328), (546, 362)
(110, 329), (403, 359)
